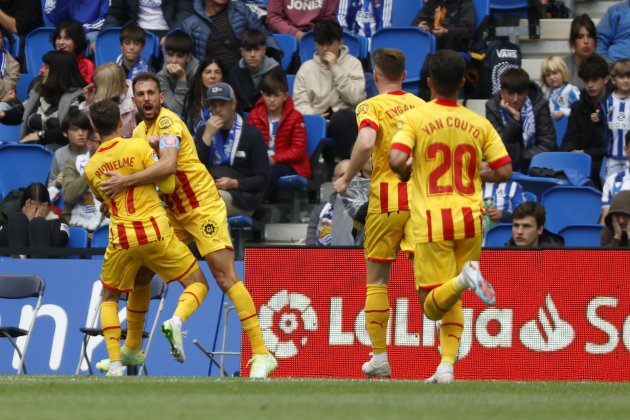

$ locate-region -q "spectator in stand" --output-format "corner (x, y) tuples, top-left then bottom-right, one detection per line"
(338, 0), (392, 40)
(596, 1), (630, 63)
(116, 23), (152, 80)
(0, 27), (20, 111)
(563, 14), (597, 90)
(507, 201), (565, 247)
(411, 0), (475, 52)
(47, 110), (91, 190)
(45, 0), (110, 49)
(601, 59), (630, 179)
(1, 51), (85, 147)
(541, 56), (580, 121)
(180, 0), (281, 69)
(601, 132), (630, 224)
(486, 67), (556, 173)
(293, 19), (365, 163)
(195, 82), (270, 217)
(49, 20), (95, 84)
(157, 30), (199, 116)
(601, 190), (630, 247)
(233, 28), (284, 112)
(267, 0), (338, 41)
(0, 182), (69, 258)
(561, 54), (610, 187)
(80, 63), (137, 138)
(0, 0), (43, 36)
(103, 0), (193, 40)
(247, 72), (310, 198)
(482, 179), (527, 226)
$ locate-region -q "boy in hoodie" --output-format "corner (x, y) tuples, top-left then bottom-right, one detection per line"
(157, 30), (199, 116)
(233, 28), (284, 112)
(601, 189), (630, 247)
(507, 201), (565, 247)
(116, 23), (152, 80)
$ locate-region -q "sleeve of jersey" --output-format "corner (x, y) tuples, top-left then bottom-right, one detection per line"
(156, 114), (184, 140)
(356, 101), (379, 131)
(141, 143), (176, 194)
(390, 114), (414, 156)
(484, 122), (512, 170)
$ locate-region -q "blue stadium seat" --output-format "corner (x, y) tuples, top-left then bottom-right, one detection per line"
(94, 27), (158, 67)
(541, 186), (602, 233)
(511, 172), (568, 199)
(299, 31), (365, 64)
(529, 151), (592, 178)
(523, 191), (537, 202)
(0, 144), (53, 198)
(371, 27), (435, 93)
(3, 33), (20, 58)
(558, 224), (603, 247)
(16, 73), (36, 102)
(553, 116), (569, 148)
(484, 223), (512, 247)
(24, 27), (55, 74)
(66, 227), (89, 259)
(90, 224), (109, 259)
(391, 0), (421, 27)
(490, 0), (528, 10)
(0, 124), (21, 143)
(472, 0), (490, 31)
(272, 33), (298, 72)
(287, 74), (295, 96)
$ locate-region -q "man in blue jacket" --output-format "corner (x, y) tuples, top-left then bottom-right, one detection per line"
(597, 0), (630, 62)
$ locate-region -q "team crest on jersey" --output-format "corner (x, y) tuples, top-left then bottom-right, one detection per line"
(158, 116), (173, 130)
(201, 220), (218, 237)
(396, 119), (405, 130)
(356, 103), (369, 118)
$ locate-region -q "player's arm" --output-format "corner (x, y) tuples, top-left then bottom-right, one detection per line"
(389, 145), (411, 182)
(480, 161), (512, 183)
(333, 125), (376, 194)
(100, 135), (180, 197)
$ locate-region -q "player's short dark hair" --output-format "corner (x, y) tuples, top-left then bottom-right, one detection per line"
(260, 72), (288, 95)
(500, 68), (530, 94)
(429, 49), (465, 96)
(132, 72), (161, 95)
(372, 48), (405, 82)
(512, 201), (546, 228)
(164, 30), (193, 55)
(62, 108), (91, 132)
(569, 14), (596, 48)
(578, 54), (609, 81)
(120, 23), (145, 45)
(52, 19), (87, 54)
(241, 28), (266, 50)
(90, 99), (121, 137)
(313, 19), (343, 44)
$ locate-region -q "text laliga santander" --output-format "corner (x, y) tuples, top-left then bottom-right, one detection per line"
(307, 297), (630, 354)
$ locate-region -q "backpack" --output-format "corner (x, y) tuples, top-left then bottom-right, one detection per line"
(479, 39), (522, 99)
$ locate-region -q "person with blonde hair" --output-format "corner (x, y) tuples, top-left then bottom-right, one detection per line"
(80, 62), (137, 137)
(541, 55), (580, 121)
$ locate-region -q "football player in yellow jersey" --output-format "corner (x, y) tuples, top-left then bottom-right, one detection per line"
(85, 99), (209, 376)
(333, 48), (425, 379)
(390, 50), (513, 384)
(98, 73), (277, 378)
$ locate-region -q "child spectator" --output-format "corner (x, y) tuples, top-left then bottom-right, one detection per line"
(115, 23), (151, 80)
(50, 19), (95, 83)
(601, 59), (630, 179)
(233, 28), (284, 112)
(0, 27), (20, 111)
(541, 55), (580, 121)
(247, 72), (310, 197)
(482, 179), (527, 225)
(601, 132), (630, 224)
(47, 109), (91, 190)
(601, 190), (630, 247)
(157, 30), (199, 116)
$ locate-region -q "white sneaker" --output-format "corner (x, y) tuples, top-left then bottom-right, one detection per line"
(247, 354), (278, 379)
(460, 261), (496, 305)
(362, 357), (391, 379)
(106, 365), (124, 377)
(425, 363), (454, 384)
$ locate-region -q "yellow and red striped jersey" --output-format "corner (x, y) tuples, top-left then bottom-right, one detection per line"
(133, 107), (219, 215)
(356, 90), (425, 214)
(85, 137), (171, 249)
(391, 98), (511, 243)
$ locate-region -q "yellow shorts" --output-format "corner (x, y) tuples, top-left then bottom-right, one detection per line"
(413, 236), (482, 290)
(101, 231), (199, 292)
(167, 202), (233, 257)
(364, 211), (414, 261)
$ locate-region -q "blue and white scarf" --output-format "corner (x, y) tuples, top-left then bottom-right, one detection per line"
(209, 113), (243, 166)
(500, 97), (536, 149)
(115, 54), (150, 80)
(0, 50), (6, 79)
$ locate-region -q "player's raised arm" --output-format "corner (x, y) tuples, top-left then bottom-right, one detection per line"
(389, 144), (412, 182)
(333, 124), (377, 194)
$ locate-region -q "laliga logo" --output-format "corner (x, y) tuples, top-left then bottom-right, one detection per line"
(519, 294), (575, 352)
(259, 290), (318, 358)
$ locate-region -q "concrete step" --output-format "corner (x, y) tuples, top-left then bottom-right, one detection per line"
(462, 99), (487, 117)
(519, 39), (572, 59)
(264, 223), (308, 244)
(522, 58), (544, 83)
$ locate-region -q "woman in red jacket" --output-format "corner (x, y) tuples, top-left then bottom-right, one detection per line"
(50, 19), (95, 83)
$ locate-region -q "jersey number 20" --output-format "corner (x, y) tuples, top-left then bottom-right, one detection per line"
(427, 143), (477, 195)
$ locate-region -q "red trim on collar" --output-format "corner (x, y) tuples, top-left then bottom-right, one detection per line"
(435, 98), (459, 107)
(387, 90), (406, 95)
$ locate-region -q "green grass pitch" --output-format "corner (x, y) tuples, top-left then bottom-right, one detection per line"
(1, 376), (629, 420)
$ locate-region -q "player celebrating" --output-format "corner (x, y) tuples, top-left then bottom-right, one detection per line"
(333, 48), (425, 378)
(84, 99), (209, 377)
(389, 49), (512, 384)
(98, 73), (277, 378)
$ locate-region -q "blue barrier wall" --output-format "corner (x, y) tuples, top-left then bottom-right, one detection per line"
(0, 258), (243, 376)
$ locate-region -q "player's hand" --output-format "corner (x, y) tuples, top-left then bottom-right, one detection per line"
(322, 51), (338, 67)
(612, 214), (623, 239)
(148, 134), (161, 150)
(486, 206), (502, 222)
(333, 176), (350, 195)
(418, 21), (430, 30)
(215, 177), (237, 190)
(166, 63), (186, 81)
(100, 171), (129, 197)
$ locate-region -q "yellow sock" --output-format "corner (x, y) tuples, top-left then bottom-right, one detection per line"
(439, 301), (464, 366)
(365, 284), (389, 355)
(226, 282), (268, 356)
(124, 282), (151, 351)
(174, 282), (208, 323)
(100, 301), (121, 362)
(423, 275), (465, 321)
